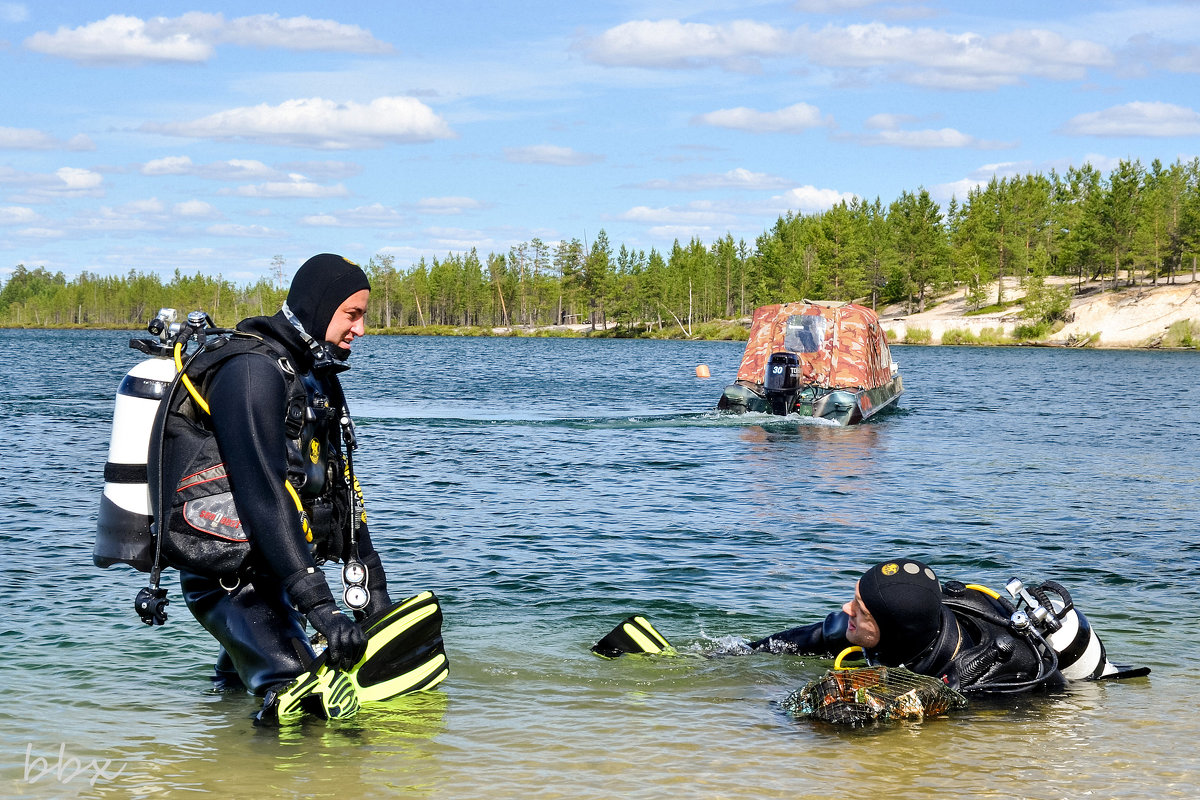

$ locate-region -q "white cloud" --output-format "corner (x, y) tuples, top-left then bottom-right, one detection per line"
(580, 19), (1112, 89)
(301, 214), (341, 227)
(639, 168), (793, 191)
(795, 0), (882, 9)
(581, 19), (790, 70)
(142, 156), (283, 180)
(1060, 101), (1200, 137)
(121, 198), (165, 214)
(278, 160), (362, 180)
(0, 128), (52, 148)
(374, 244), (434, 265)
(0, 165), (105, 202)
(301, 203), (405, 227)
(805, 23), (1112, 88)
(857, 114), (1014, 148)
(16, 227), (64, 239)
(144, 96), (454, 149)
(173, 200), (219, 218)
(424, 226), (495, 251)
(203, 160), (280, 180)
(417, 196), (483, 214)
(10, 167), (104, 201)
(24, 12), (390, 65)
(1163, 44), (1200, 74)
(141, 156), (195, 176)
(773, 186), (858, 213)
(620, 203), (735, 226)
(26, 15), (213, 64)
(232, 173), (349, 198)
(214, 13), (391, 53)
(0, 126), (94, 151)
(504, 145), (603, 166)
(206, 223), (280, 238)
(77, 202), (163, 232)
(864, 113), (918, 130)
(56, 167), (103, 191)
(932, 177), (985, 203)
(0, 206), (38, 225)
(646, 224), (719, 241)
(861, 127), (1014, 149)
(692, 103), (832, 134)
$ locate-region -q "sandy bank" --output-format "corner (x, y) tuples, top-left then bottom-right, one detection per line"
(879, 277), (1200, 348)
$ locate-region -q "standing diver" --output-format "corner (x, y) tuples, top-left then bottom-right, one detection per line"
(116, 252), (434, 724)
(96, 253), (448, 723)
(595, 558), (1148, 695)
(168, 255), (386, 716)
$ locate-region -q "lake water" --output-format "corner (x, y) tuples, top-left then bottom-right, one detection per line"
(2, 329), (1197, 799)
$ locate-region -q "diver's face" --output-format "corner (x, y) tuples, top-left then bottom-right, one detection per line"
(325, 289), (369, 352)
(842, 581), (881, 648)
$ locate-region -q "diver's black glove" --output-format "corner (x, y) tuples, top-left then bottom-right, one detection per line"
(357, 551), (392, 620)
(284, 567), (367, 670)
(307, 602), (367, 670)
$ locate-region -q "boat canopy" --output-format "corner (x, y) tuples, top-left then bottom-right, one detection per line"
(735, 302), (895, 390)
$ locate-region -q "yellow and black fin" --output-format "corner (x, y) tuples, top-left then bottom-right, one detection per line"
(348, 590), (448, 702)
(592, 615), (672, 658)
(256, 591), (448, 725)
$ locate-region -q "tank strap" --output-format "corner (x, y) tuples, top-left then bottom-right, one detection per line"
(104, 462), (147, 484)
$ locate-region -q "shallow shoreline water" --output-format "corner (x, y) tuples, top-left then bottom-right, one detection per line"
(2, 331), (1197, 799)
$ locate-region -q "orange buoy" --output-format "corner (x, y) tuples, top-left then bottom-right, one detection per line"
(695, 364), (711, 378)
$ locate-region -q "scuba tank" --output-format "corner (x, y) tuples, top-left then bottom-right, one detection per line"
(95, 308), (226, 626)
(93, 309), (182, 572)
(1004, 578), (1131, 680)
(941, 576), (1149, 693)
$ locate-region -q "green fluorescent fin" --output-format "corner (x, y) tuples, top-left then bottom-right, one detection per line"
(592, 615), (673, 658)
(258, 591), (448, 725)
(266, 669), (323, 725)
(349, 591), (449, 702)
(306, 670), (361, 719)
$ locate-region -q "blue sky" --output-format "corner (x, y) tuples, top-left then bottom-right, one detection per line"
(2, 1), (1198, 283)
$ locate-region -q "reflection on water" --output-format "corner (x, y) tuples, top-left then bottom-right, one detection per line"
(0, 332), (1196, 799)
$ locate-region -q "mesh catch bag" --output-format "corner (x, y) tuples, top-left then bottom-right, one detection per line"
(783, 666), (968, 725)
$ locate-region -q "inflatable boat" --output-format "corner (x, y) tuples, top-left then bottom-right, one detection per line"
(717, 301), (903, 425)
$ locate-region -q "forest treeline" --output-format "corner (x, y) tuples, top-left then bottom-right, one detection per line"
(3, 157), (1199, 333)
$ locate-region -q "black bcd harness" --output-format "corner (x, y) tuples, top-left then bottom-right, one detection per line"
(135, 324), (364, 626)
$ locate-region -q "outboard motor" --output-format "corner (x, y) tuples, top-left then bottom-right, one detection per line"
(764, 352), (800, 415)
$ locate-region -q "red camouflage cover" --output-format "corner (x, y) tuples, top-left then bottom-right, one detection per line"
(734, 302), (895, 390)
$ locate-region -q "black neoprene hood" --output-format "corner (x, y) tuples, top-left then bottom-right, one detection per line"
(858, 558), (944, 665)
(285, 253), (371, 343)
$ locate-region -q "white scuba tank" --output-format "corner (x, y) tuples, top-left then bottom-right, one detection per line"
(93, 353), (177, 570)
(1044, 598), (1121, 680)
(1006, 578), (1122, 680)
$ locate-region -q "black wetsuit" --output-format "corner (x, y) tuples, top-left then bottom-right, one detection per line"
(750, 584), (1065, 694)
(179, 312), (384, 695)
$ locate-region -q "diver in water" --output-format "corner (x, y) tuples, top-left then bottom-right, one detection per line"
(595, 557), (1148, 694)
(746, 558), (1145, 693)
(174, 254), (390, 705)
(96, 253), (449, 722)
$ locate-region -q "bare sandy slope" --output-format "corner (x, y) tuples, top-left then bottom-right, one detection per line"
(879, 275), (1200, 348)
